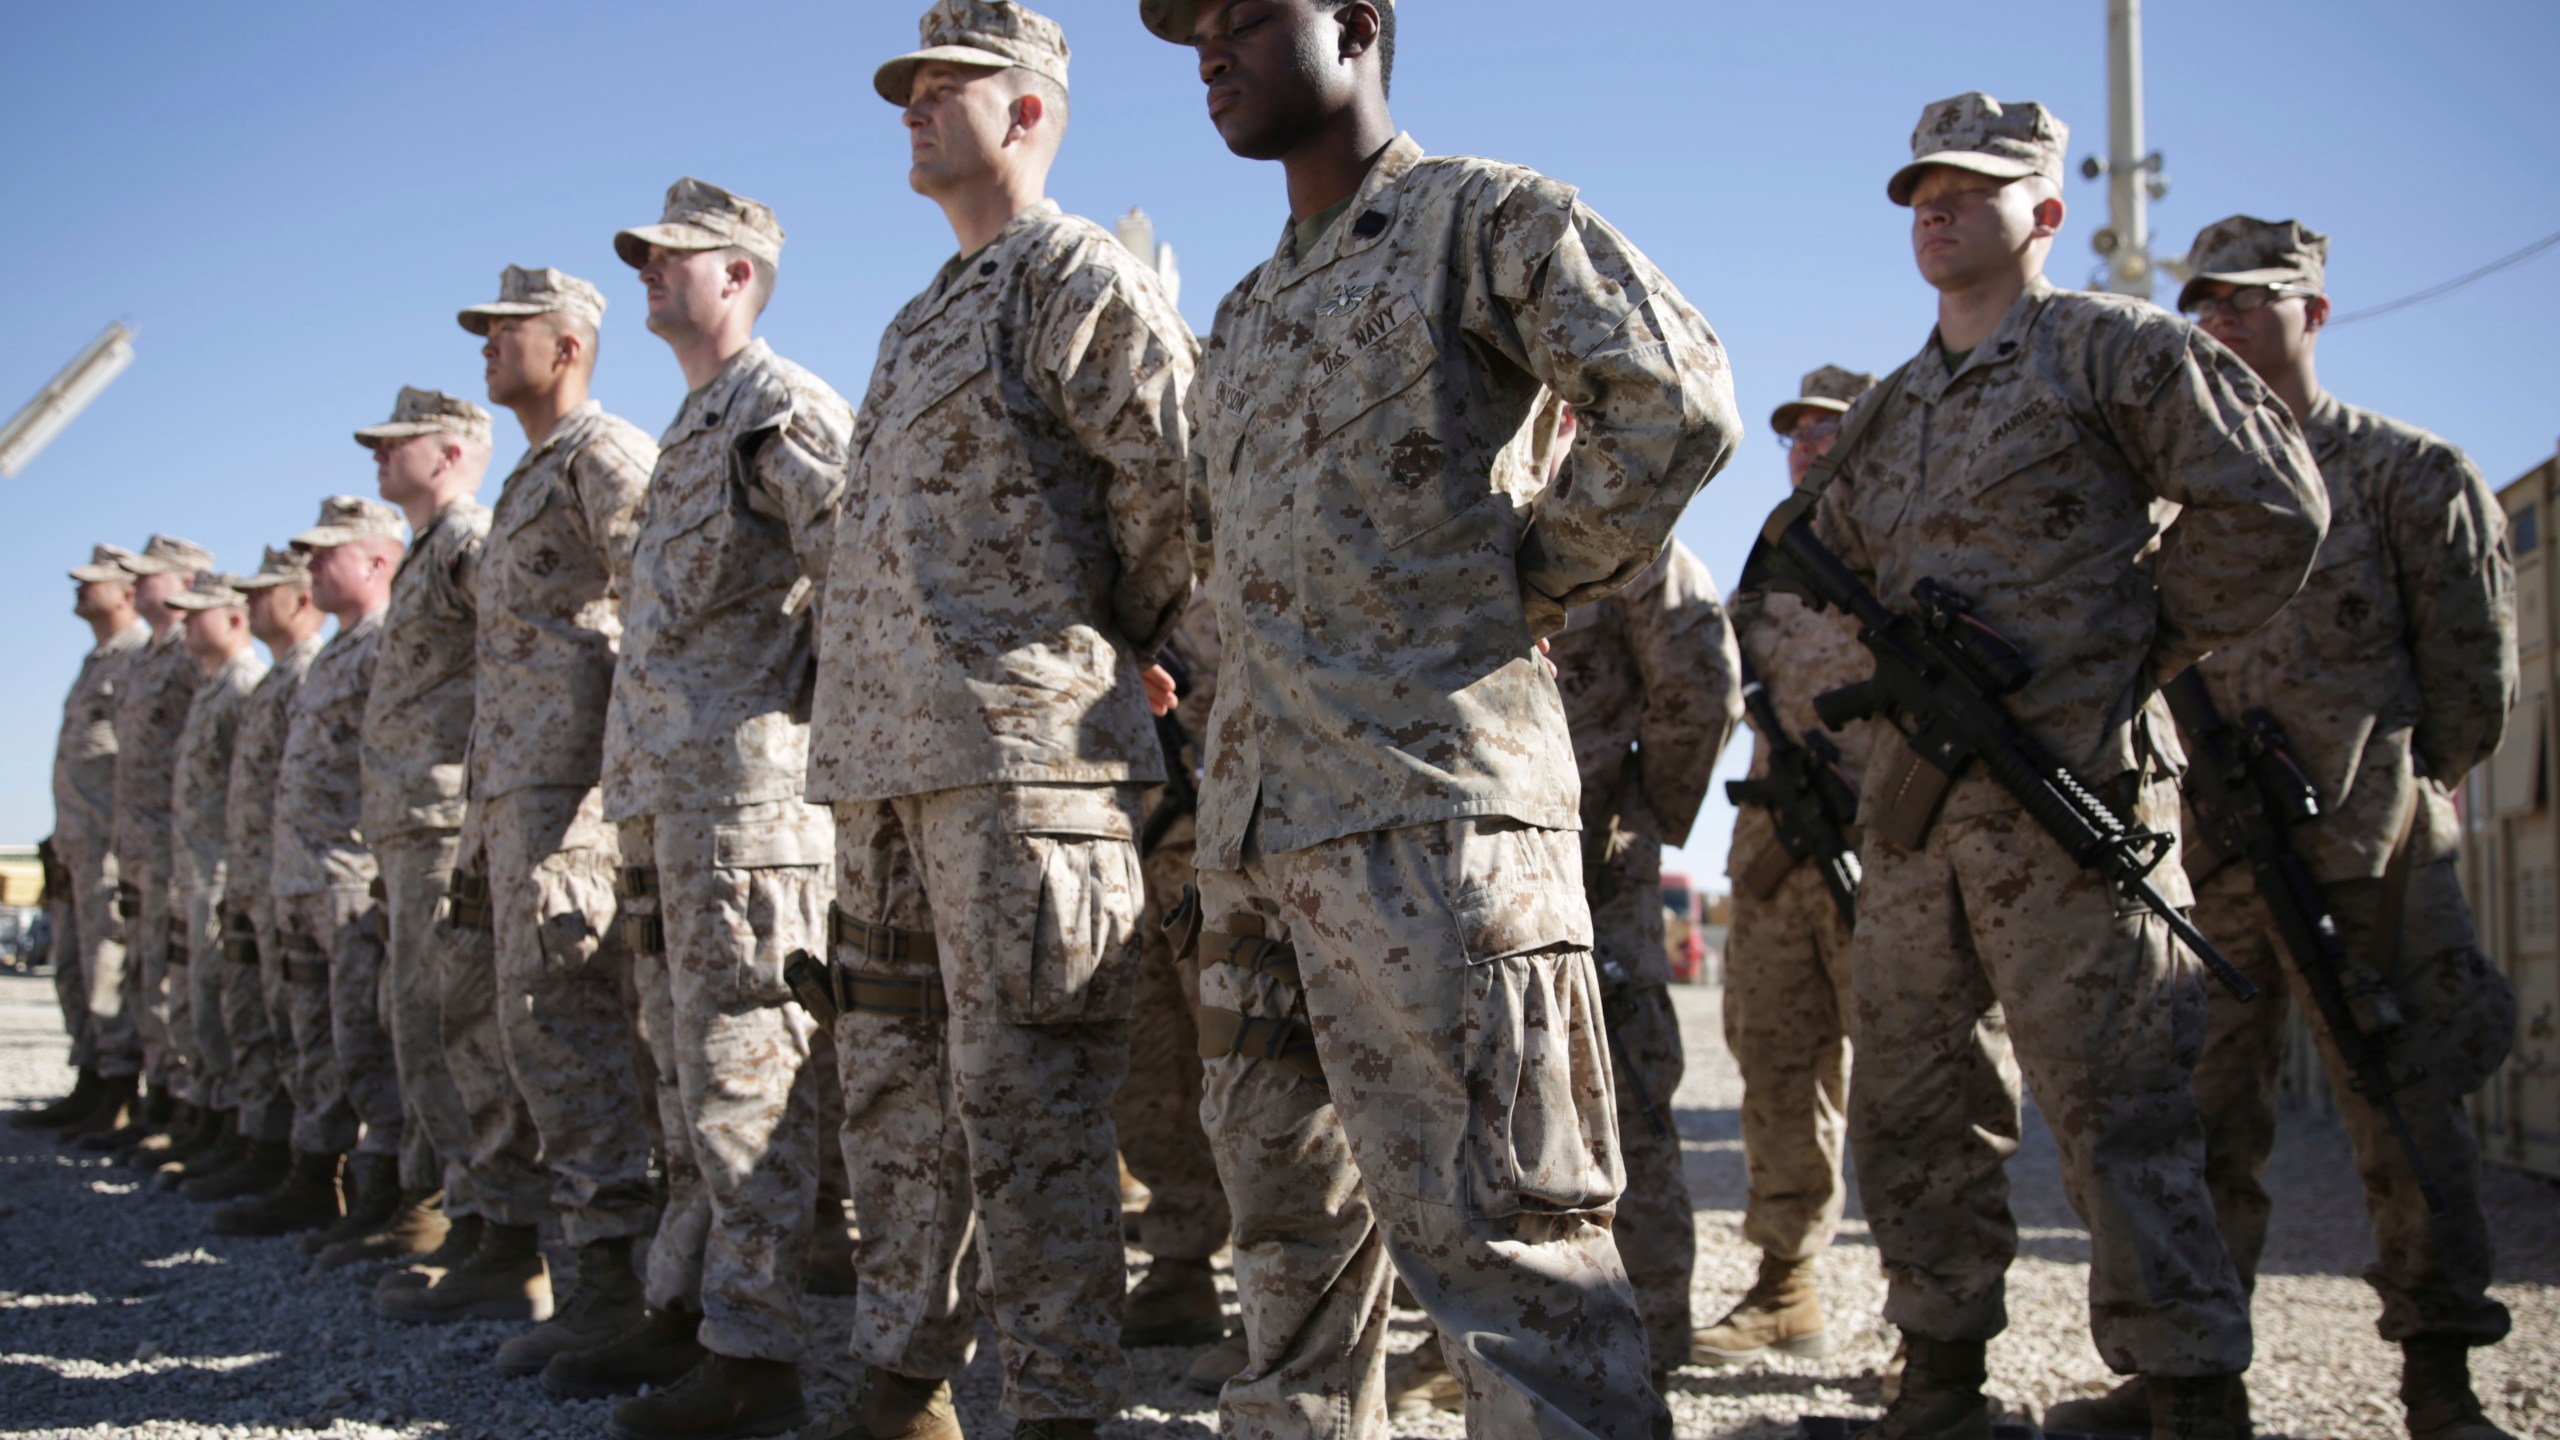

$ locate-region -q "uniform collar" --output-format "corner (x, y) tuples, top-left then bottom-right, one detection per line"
(212, 647), (260, 687)
(1903, 274), (2055, 407)
(516, 399), (607, 471)
(665, 338), (775, 444)
(2300, 388), (2350, 464)
(1249, 132), (1425, 305)
(96, 617), (150, 659)
(903, 199), (1063, 335)
(281, 629), (327, 666)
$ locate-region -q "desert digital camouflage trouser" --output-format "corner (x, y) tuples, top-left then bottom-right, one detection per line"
(828, 783), (1143, 1423)
(2189, 851), (2515, 1346)
(1198, 815), (1664, 1440)
(1587, 827), (1693, 1372)
(179, 880), (230, 1110)
(224, 902), (291, 1144)
(1117, 809), (1231, 1265)
(132, 862), (180, 1092)
(1850, 779), (2250, 1378)
(381, 831), (546, 1220)
(48, 889), (87, 1070)
(68, 837), (136, 1078)
(1723, 854), (1857, 1264)
(275, 885), (391, 1158)
(484, 785), (655, 1246)
(622, 799), (832, 1364)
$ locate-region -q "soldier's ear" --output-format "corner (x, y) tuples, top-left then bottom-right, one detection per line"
(2029, 194), (2065, 239)
(2302, 294), (2330, 336)
(1337, 2), (1379, 61)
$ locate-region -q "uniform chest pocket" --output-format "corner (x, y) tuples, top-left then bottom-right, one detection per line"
(1307, 304), (1481, 549)
(895, 326), (992, 425)
(2297, 518), (2400, 663)
(1951, 398), (2082, 503)
(647, 477), (749, 617)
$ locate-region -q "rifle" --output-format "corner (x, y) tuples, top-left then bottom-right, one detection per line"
(1142, 648), (1197, 855)
(1724, 661), (1862, 925)
(2161, 669), (2447, 1215)
(1743, 500), (2258, 1002)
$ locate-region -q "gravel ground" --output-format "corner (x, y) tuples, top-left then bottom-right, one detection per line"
(1, 974), (2551, 1439)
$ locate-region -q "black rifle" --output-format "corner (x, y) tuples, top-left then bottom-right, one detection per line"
(1724, 662), (1862, 925)
(1142, 649), (1197, 855)
(1744, 502), (2258, 1002)
(2161, 669), (2447, 1215)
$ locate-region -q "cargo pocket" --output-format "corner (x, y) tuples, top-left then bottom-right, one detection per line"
(1002, 785), (1143, 1025)
(713, 808), (833, 1010)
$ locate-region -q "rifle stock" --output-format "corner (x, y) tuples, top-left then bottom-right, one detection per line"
(1726, 669), (1861, 924)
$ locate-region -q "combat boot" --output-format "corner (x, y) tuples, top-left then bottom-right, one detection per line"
(544, 1303), (708, 1400)
(1384, 1332), (1462, 1419)
(209, 1148), (344, 1236)
(2043, 1377), (2150, 1437)
(791, 1365), (960, 1440)
(137, 1102), (222, 1172)
(183, 1136), (292, 1202)
(606, 1351), (805, 1440)
(158, 1112), (244, 1188)
(2402, 1339), (2514, 1440)
(375, 1221), (552, 1323)
(301, 1153), (401, 1255)
(79, 1084), (170, 1151)
(57, 1072), (137, 1144)
(113, 1097), (194, 1165)
(1121, 1255), (1225, 1347)
(495, 1236), (646, 1377)
(1180, 1330), (1248, 1396)
(12, 1068), (102, 1129)
(378, 1211), (481, 1292)
(321, 1187), (447, 1269)
(1863, 1336), (1991, 1440)
(2148, 1375), (2249, 1440)
(1691, 1251), (1837, 1366)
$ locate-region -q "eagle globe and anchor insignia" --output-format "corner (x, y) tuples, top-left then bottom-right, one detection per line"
(1389, 427), (1443, 488)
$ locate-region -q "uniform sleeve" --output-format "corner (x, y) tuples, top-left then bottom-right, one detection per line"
(2393, 441), (2518, 780)
(741, 391), (853, 591)
(570, 432), (656, 607)
(1030, 255), (1199, 659)
(1479, 177), (1743, 635)
(1623, 542), (1743, 845)
(2104, 322), (2328, 677)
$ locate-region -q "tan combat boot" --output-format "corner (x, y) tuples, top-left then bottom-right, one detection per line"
(375, 1221), (552, 1324)
(2148, 1375), (2250, 1440)
(2402, 1339), (2514, 1440)
(1122, 1255), (1226, 1348)
(607, 1352), (805, 1440)
(13, 1068), (102, 1130)
(300, 1153), (402, 1255)
(1180, 1330), (1248, 1396)
(1864, 1337), (1991, 1440)
(378, 1212), (483, 1293)
(132, 1101), (218, 1171)
(543, 1303), (708, 1400)
(2043, 1376), (2150, 1436)
(158, 1111), (243, 1187)
(183, 1135), (293, 1202)
(82, 1087), (174, 1152)
(320, 1187), (447, 1269)
(209, 1149), (344, 1237)
(1384, 1332), (1463, 1419)
(793, 1366), (960, 1440)
(1690, 1251), (1838, 1366)
(57, 1072), (138, 1144)
(495, 1236), (646, 1377)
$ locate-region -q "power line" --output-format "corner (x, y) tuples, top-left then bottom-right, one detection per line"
(2329, 227), (2560, 327)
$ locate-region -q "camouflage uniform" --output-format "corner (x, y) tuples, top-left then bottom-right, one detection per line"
(809, 132), (1195, 1411)
(459, 325), (661, 1245)
(225, 601), (324, 1148)
(605, 178), (851, 1367)
(51, 581), (147, 1077)
(273, 598), (392, 1162)
(1722, 586), (1871, 1263)
(1175, 127), (1739, 1439)
(164, 582), (267, 1117)
(116, 623), (205, 1095)
(1816, 99), (2327, 1377)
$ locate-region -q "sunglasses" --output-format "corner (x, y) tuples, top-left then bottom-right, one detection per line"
(1778, 417), (1842, 450)
(2182, 284), (2317, 321)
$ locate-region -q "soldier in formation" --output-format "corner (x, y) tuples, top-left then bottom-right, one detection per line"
(13, 11), (2534, 1440)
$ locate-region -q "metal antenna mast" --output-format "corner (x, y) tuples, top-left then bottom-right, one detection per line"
(2082, 0), (2170, 298)
(0, 323), (136, 479)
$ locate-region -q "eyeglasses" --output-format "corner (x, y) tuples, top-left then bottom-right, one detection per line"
(2182, 284), (2315, 321)
(1778, 418), (1841, 450)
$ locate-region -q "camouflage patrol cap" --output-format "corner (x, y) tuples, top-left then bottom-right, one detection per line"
(2177, 215), (2329, 312)
(290, 495), (405, 552)
(120, 534), (216, 578)
(1140, 0), (1393, 44)
(352, 386), (494, 451)
(232, 545), (314, 592)
(614, 178), (785, 270)
(1889, 92), (2069, 206)
(1770, 365), (1880, 433)
(457, 265), (608, 337)
(163, 572), (249, 613)
(876, 0), (1070, 105)
(69, 543), (138, 584)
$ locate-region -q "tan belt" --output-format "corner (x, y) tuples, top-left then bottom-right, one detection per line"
(1194, 919), (1323, 1082)
(280, 940), (328, 985)
(165, 939), (191, 968)
(827, 908), (948, 1018)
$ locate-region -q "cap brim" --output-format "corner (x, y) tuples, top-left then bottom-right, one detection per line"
(2175, 267), (2317, 312)
(164, 593), (243, 612)
(874, 45), (1020, 105)
(68, 564), (130, 583)
(118, 556), (196, 577)
(614, 222), (731, 269)
(291, 525), (387, 550)
(457, 300), (554, 337)
(233, 572), (306, 591)
(1888, 152), (2041, 206)
(352, 421), (453, 450)
(1769, 397), (1854, 433)
(1140, 0), (1196, 43)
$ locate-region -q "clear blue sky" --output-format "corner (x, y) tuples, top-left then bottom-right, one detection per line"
(5, 1), (2555, 888)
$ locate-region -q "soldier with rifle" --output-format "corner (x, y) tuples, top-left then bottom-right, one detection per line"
(2044, 216), (2520, 1440)
(1762, 94), (2328, 1440)
(1694, 366), (1880, 1373)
